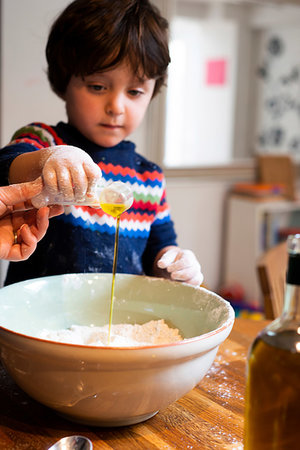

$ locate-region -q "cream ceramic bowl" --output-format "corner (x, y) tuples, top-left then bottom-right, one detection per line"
(0, 274), (234, 427)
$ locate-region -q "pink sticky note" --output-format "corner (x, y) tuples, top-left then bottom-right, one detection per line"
(206, 59), (227, 85)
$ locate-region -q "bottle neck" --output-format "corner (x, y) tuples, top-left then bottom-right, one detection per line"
(286, 253), (300, 286)
(282, 284), (300, 321)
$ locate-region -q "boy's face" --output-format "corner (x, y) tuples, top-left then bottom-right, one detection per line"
(63, 61), (156, 147)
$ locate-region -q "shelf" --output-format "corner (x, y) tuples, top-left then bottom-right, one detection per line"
(223, 194), (300, 306)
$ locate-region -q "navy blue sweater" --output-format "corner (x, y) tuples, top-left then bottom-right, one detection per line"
(0, 122), (177, 285)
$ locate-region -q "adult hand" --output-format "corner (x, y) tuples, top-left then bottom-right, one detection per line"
(41, 145), (102, 203)
(156, 247), (204, 286)
(0, 178), (63, 261)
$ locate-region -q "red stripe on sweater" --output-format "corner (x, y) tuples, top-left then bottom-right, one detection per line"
(32, 123), (65, 146)
(76, 206), (156, 222)
(16, 132), (51, 147)
(100, 163), (163, 182)
(9, 137), (44, 149)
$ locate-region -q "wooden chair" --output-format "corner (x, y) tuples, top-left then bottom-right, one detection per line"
(256, 241), (288, 319)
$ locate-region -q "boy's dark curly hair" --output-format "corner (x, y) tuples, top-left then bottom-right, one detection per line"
(46, 0), (170, 98)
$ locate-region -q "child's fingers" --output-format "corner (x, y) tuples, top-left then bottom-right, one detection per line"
(158, 249), (203, 286)
(41, 146), (102, 204)
(56, 166), (75, 201)
(84, 163), (102, 197)
(183, 273), (204, 286)
(42, 165), (59, 193)
(165, 249), (192, 271)
(70, 166), (88, 201)
(170, 266), (204, 286)
(157, 248), (179, 268)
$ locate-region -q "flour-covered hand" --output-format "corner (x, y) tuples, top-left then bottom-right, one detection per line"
(42, 145), (102, 202)
(157, 247), (203, 286)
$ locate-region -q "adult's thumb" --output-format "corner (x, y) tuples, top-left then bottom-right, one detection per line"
(0, 177), (43, 215)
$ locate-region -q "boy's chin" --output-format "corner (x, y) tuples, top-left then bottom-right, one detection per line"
(83, 133), (124, 148)
(96, 137), (124, 148)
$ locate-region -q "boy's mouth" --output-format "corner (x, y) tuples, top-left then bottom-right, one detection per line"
(100, 123), (123, 129)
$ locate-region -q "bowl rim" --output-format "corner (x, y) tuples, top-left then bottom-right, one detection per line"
(0, 274), (235, 350)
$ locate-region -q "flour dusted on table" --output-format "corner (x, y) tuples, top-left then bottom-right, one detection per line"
(39, 319), (183, 347)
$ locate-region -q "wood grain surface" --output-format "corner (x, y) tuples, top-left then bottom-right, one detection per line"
(0, 318), (269, 450)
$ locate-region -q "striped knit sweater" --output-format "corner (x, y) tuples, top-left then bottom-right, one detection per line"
(0, 122), (177, 285)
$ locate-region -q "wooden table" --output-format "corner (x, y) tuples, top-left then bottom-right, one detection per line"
(0, 318), (269, 450)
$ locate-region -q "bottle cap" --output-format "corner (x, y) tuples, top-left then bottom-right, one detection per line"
(286, 234), (300, 285)
(287, 234), (300, 254)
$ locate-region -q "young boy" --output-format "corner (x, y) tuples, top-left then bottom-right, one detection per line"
(0, 0), (202, 286)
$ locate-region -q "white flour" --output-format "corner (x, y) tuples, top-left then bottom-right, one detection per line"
(39, 319), (183, 347)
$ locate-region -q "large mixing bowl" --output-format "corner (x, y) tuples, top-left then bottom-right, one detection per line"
(0, 274), (234, 426)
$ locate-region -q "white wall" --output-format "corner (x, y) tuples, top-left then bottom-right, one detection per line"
(164, 15), (238, 167)
(0, 0), (70, 146)
(166, 178), (232, 290)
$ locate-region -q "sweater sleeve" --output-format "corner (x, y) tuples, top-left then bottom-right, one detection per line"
(142, 180), (177, 275)
(0, 122), (64, 185)
(0, 143), (37, 185)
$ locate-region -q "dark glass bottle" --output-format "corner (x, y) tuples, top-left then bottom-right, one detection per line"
(244, 234), (300, 450)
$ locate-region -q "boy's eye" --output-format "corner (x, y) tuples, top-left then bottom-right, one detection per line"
(88, 84), (105, 92)
(128, 89), (143, 97)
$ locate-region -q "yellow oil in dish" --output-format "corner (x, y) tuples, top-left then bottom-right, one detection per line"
(100, 203), (128, 218)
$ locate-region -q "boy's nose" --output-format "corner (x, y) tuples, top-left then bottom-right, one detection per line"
(105, 94), (125, 116)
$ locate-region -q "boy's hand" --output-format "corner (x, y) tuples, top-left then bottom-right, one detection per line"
(156, 247), (203, 286)
(42, 145), (102, 202)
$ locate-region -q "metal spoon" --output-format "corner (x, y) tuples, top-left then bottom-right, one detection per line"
(48, 435), (93, 450)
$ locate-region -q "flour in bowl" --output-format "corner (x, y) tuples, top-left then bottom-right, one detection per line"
(39, 319), (183, 347)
